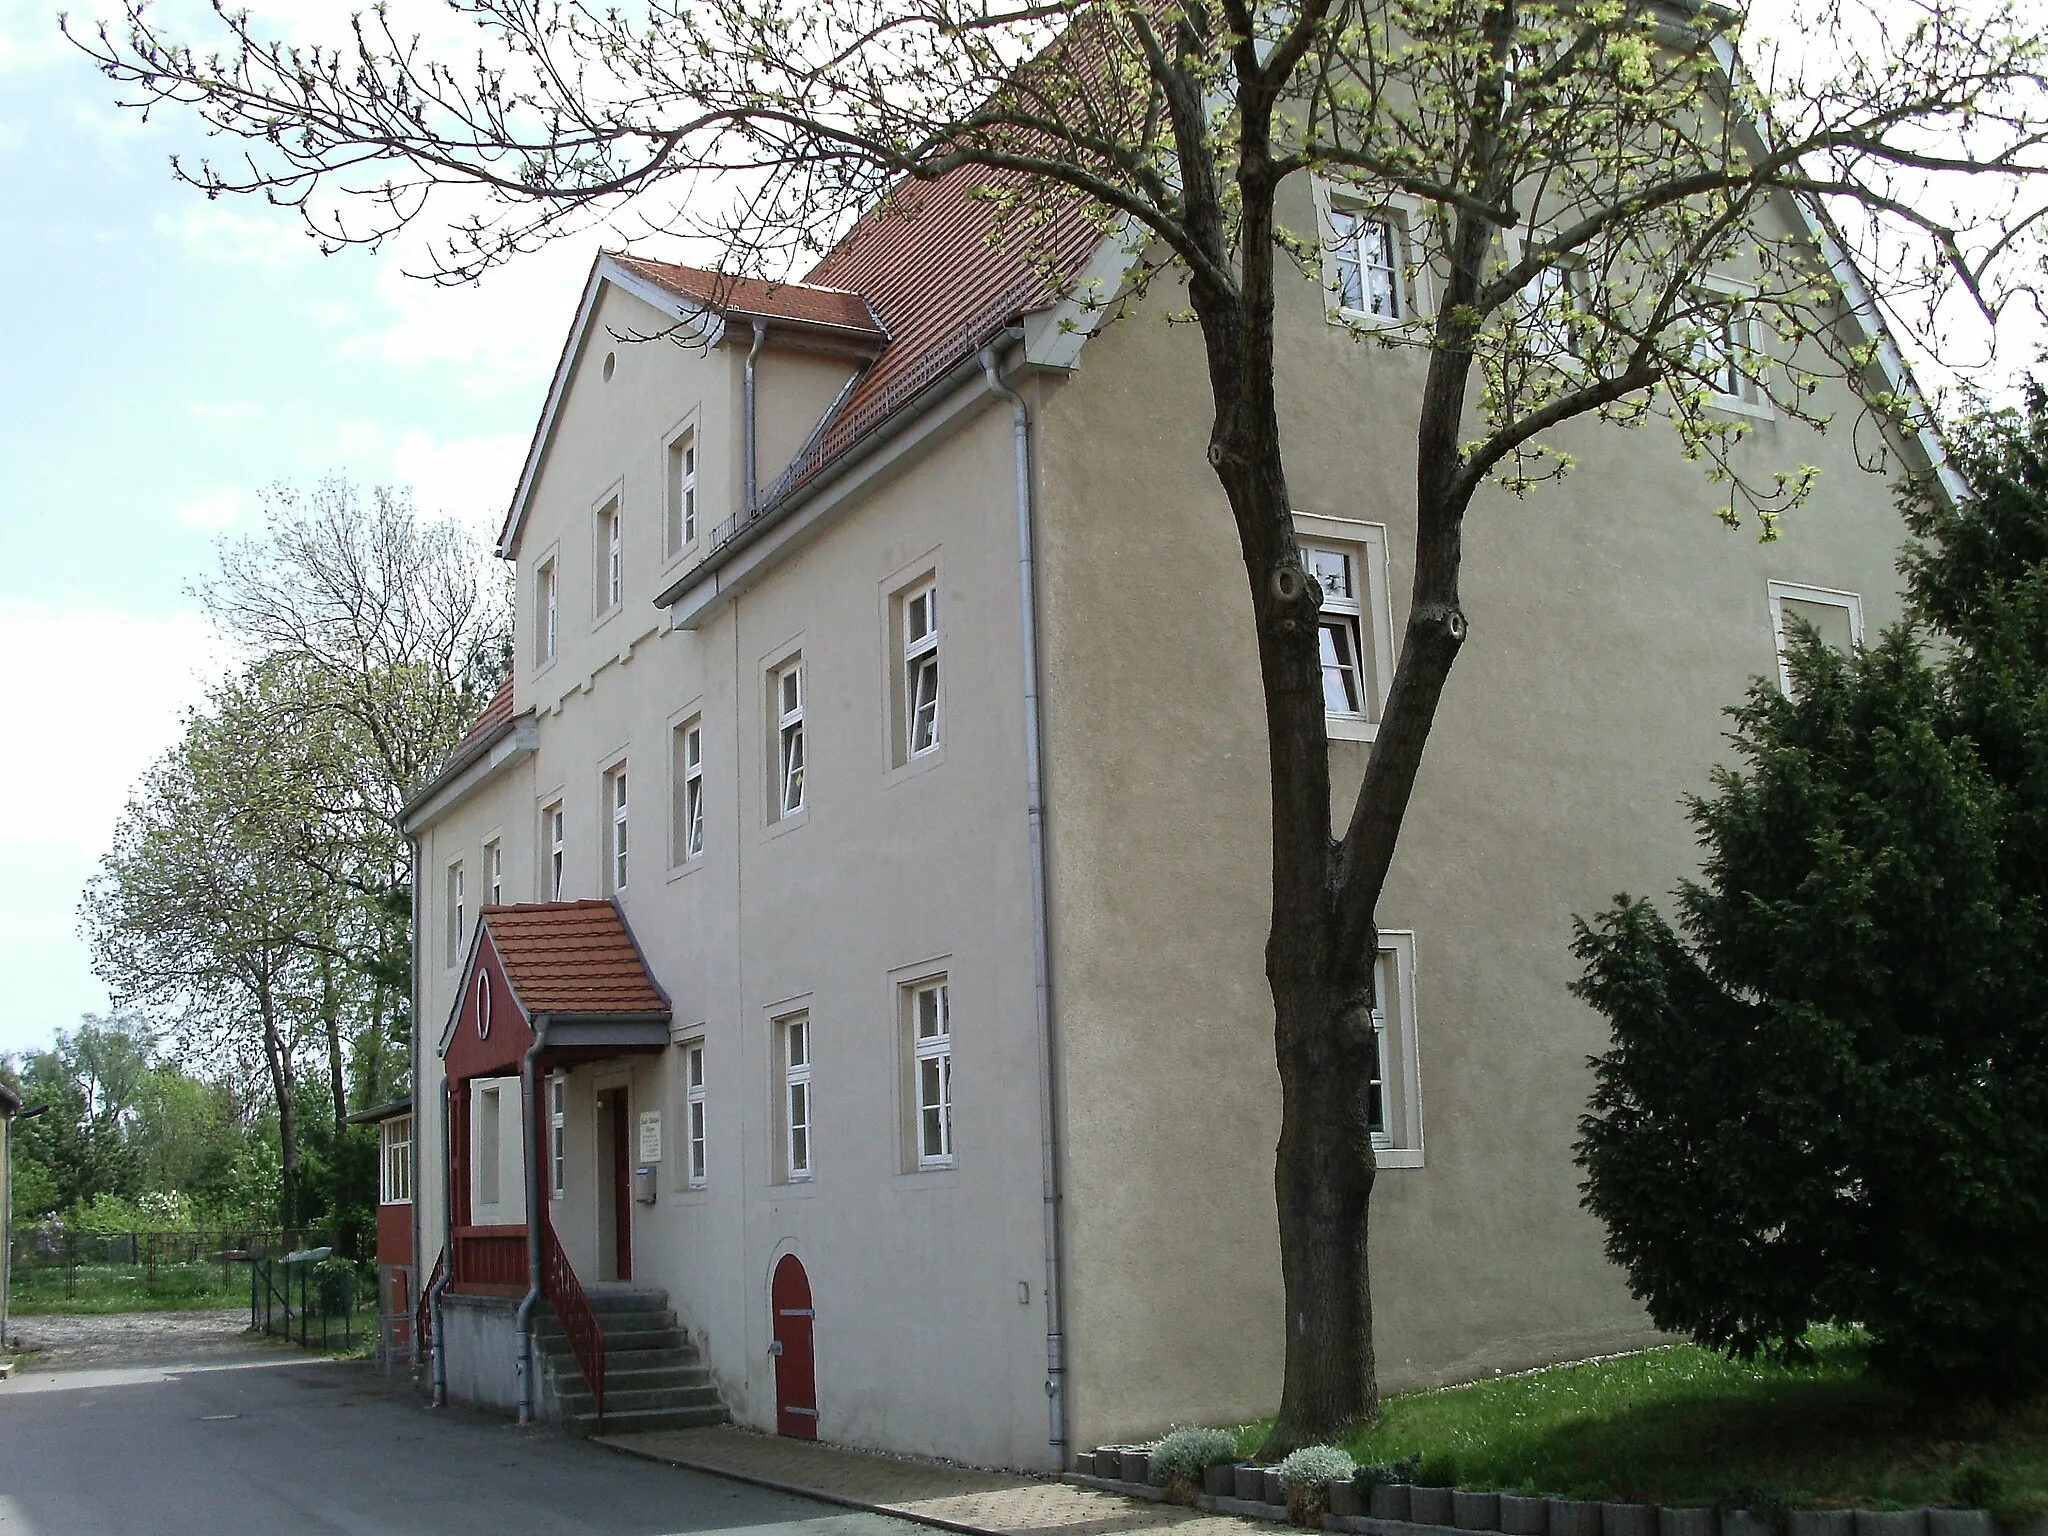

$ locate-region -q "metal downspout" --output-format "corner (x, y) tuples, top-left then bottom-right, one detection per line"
(745, 321), (768, 514)
(516, 1017), (550, 1425)
(408, 832), (423, 1380)
(980, 341), (1069, 1467)
(431, 1077), (452, 1407)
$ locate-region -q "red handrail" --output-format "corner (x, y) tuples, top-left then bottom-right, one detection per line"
(539, 1215), (606, 1423)
(417, 1247), (446, 1359)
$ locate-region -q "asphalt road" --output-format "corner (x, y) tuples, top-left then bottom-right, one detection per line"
(0, 1322), (923, 1536)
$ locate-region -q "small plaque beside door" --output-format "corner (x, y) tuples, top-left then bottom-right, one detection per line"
(638, 1110), (662, 1163)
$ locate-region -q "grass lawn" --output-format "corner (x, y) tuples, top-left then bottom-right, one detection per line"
(1231, 1331), (2048, 1519)
(8, 1261), (247, 1315)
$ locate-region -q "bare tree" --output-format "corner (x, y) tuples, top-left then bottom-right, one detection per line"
(73, 0), (2047, 1445)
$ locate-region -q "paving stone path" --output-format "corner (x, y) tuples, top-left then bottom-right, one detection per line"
(600, 1424), (1275, 1536)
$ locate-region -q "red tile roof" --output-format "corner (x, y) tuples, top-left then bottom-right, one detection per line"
(804, 164), (1105, 432)
(483, 901), (669, 1017)
(609, 254), (886, 339)
(448, 676), (515, 762)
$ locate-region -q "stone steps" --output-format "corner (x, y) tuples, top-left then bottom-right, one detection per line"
(537, 1285), (728, 1432)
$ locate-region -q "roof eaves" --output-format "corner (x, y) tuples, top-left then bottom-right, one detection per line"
(401, 713), (537, 833)
(345, 1096), (413, 1126)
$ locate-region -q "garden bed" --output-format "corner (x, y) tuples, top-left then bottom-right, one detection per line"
(1072, 1333), (2048, 1527)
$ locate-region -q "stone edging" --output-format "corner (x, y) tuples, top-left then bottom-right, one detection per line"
(1066, 1458), (2002, 1536)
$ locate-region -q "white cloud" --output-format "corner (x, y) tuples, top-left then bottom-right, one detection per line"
(0, 597), (226, 862)
(0, 0), (70, 75)
(154, 203), (317, 273)
(0, 600), (224, 1057)
(187, 399), (267, 431)
(173, 485), (261, 531)
(392, 428), (528, 545)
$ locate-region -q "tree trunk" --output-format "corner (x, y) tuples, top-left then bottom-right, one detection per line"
(320, 948), (347, 1135)
(256, 983), (300, 1231)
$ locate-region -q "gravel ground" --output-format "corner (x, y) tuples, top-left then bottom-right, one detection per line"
(6, 1307), (264, 1370)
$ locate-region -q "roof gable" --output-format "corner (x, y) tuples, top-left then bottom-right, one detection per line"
(483, 900), (670, 1016)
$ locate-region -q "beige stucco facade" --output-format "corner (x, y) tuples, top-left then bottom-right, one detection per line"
(409, 177), (1927, 1469)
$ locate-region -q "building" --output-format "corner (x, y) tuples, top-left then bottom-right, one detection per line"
(1, 1081), (19, 1365)
(401, 160), (1941, 1468)
(346, 1096), (416, 1371)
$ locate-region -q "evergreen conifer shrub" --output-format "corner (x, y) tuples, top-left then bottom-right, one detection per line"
(1574, 383), (2048, 1397)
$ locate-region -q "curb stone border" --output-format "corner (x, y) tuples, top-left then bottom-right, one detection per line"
(1065, 1462), (2002, 1536)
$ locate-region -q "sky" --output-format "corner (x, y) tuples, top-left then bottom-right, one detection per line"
(0, 0), (2038, 1063)
(0, 0), (620, 1058)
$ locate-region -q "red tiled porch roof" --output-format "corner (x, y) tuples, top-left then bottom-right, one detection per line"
(608, 254), (887, 340)
(481, 900), (669, 1017)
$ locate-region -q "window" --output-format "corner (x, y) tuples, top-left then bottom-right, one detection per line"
(908, 979), (953, 1170)
(485, 839), (502, 907)
(537, 557), (558, 664)
(672, 718), (705, 864)
(894, 580), (941, 765)
(478, 1084), (502, 1207)
(1368, 931), (1424, 1167)
(548, 1074), (566, 1199)
(544, 801), (566, 900)
(685, 1042), (707, 1188)
(1518, 261), (1584, 362)
(780, 1013), (813, 1181)
(667, 428), (699, 553)
(597, 499), (622, 614)
(1687, 291), (1766, 408)
(1769, 581), (1864, 696)
(1297, 516), (1394, 741)
(445, 861), (465, 966)
(380, 1114), (413, 1205)
(605, 764), (629, 892)
(1330, 206), (1405, 320)
(773, 659), (806, 820)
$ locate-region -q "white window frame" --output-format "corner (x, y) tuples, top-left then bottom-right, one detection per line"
(1295, 514), (1397, 743)
(666, 423), (700, 556)
(605, 762), (629, 893)
(544, 800), (566, 900)
(1768, 580), (1864, 697)
(1370, 930), (1425, 1169)
(903, 581), (941, 761)
(779, 1012), (813, 1182)
(477, 1084), (502, 1207)
(1686, 278), (1772, 418)
(445, 860), (465, 968)
(673, 718), (705, 865)
(547, 1073), (567, 1200)
(380, 1114), (414, 1205)
(684, 1041), (707, 1188)
(909, 978), (954, 1171)
(1317, 182), (1432, 328)
(537, 554), (559, 666)
(1502, 231), (1590, 366)
(773, 658), (806, 821)
(595, 496), (623, 617)
(485, 838), (502, 907)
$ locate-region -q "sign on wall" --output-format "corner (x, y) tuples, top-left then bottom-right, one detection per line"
(638, 1110), (662, 1163)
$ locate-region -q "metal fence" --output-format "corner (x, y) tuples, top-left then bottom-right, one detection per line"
(250, 1248), (361, 1350)
(7, 1228), (339, 1307)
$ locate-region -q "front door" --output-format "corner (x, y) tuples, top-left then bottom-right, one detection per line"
(771, 1255), (817, 1438)
(598, 1087), (633, 1282)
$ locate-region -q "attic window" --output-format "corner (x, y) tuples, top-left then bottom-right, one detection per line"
(602, 351), (616, 381)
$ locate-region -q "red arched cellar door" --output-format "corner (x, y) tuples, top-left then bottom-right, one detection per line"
(771, 1255), (817, 1439)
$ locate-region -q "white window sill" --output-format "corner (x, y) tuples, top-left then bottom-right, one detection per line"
(1706, 392), (1774, 422)
(1327, 715), (1379, 744)
(1374, 1145), (1425, 1170)
(1329, 304), (1413, 333)
(589, 606), (622, 634)
(893, 1167), (962, 1191)
(665, 855), (707, 884)
(763, 808), (809, 842)
(885, 743), (946, 788)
